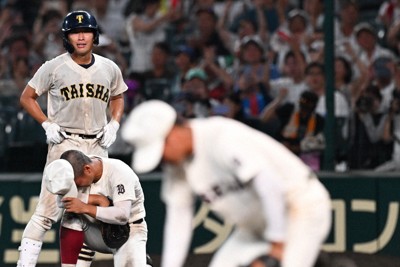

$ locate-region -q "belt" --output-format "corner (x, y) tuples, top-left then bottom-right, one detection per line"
(65, 132), (97, 139)
(131, 218), (144, 224)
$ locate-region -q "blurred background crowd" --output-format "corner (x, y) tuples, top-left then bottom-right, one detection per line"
(0, 0), (398, 173)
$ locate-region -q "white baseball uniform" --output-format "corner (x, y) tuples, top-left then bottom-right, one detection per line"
(61, 157), (148, 266)
(160, 117), (332, 267)
(20, 52), (127, 255)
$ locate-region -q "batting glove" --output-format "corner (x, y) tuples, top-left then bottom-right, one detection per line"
(99, 119), (120, 148)
(42, 121), (64, 144)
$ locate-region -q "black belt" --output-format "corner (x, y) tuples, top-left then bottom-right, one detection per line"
(131, 218), (144, 224)
(65, 132), (97, 139)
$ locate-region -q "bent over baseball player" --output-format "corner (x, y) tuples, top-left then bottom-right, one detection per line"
(17, 10), (127, 267)
(42, 150), (148, 266)
(121, 100), (332, 267)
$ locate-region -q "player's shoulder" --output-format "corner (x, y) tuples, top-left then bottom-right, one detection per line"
(104, 157), (136, 174)
(39, 53), (69, 68)
(93, 53), (119, 68)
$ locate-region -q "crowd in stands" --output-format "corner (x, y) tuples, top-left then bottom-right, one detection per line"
(0, 0), (398, 173)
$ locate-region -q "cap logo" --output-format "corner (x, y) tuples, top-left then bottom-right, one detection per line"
(76, 14), (84, 23)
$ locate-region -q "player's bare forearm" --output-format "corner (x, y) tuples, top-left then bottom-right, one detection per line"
(269, 241), (284, 260)
(88, 194), (111, 207)
(63, 197), (97, 218)
(109, 94), (124, 123)
(20, 86), (48, 124)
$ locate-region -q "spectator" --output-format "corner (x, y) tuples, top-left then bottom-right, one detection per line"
(0, 56), (30, 99)
(348, 85), (391, 170)
(1, 34), (42, 82)
(200, 44), (234, 103)
(269, 47), (308, 106)
(233, 36), (271, 118)
(217, 0), (268, 56)
(32, 8), (65, 61)
(334, 0), (360, 53)
(90, 0), (130, 45)
(125, 0), (175, 77)
(270, 8), (313, 72)
(305, 62), (350, 165)
(186, 7), (231, 58)
(230, 0), (286, 35)
(377, 0), (400, 30)
(261, 90), (325, 171)
(175, 67), (216, 118)
(140, 41), (176, 102)
(221, 91), (277, 135)
(303, 0), (324, 32)
(188, 0), (246, 28)
(371, 56), (396, 113)
(170, 44), (199, 96)
(354, 22), (394, 68)
(0, 3), (25, 46)
(375, 89), (400, 171)
(334, 52), (369, 110)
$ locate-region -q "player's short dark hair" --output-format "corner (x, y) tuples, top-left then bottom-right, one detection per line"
(60, 150), (92, 178)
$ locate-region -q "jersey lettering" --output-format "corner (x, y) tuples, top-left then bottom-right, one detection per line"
(199, 178), (246, 204)
(60, 83), (110, 102)
(117, 184), (125, 195)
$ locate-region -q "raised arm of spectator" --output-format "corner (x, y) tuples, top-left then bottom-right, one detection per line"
(345, 42), (369, 108)
(202, 46), (234, 89)
(276, 0), (289, 27)
(216, 0), (235, 54)
(132, 9), (173, 33)
(259, 87), (288, 123)
(254, 0), (269, 44)
(386, 21), (400, 49)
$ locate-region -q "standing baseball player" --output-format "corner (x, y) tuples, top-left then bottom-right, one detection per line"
(121, 100), (332, 267)
(17, 10), (127, 267)
(42, 150), (148, 267)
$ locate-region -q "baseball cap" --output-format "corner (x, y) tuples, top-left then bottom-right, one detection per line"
(175, 45), (196, 61)
(44, 159), (77, 208)
(121, 100), (177, 173)
(240, 36), (264, 52)
(354, 22), (376, 37)
(185, 68), (208, 81)
(287, 8), (308, 23)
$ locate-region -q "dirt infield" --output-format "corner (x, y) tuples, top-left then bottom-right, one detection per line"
(77, 252), (400, 267)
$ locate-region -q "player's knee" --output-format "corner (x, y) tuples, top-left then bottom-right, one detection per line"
(31, 214), (53, 231)
(22, 215), (53, 241)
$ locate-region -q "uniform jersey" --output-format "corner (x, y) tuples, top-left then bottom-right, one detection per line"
(29, 52), (127, 135)
(161, 116), (331, 267)
(162, 117), (312, 222)
(89, 157), (146, 223)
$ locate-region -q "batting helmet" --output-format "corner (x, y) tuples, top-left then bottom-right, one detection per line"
(61, 10), (99, 53)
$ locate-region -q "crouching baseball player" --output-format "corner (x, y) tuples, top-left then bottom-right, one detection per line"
(121, 100), (332, 267)
(43, 150), (150, 267)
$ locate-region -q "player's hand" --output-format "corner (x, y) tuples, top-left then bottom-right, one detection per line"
(42, 121), (64, 144)
(98, 119), (120, 148)
(62, 197), (87, 214)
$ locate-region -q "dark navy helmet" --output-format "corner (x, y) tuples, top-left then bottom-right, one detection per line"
(61, 10), (99, 53)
